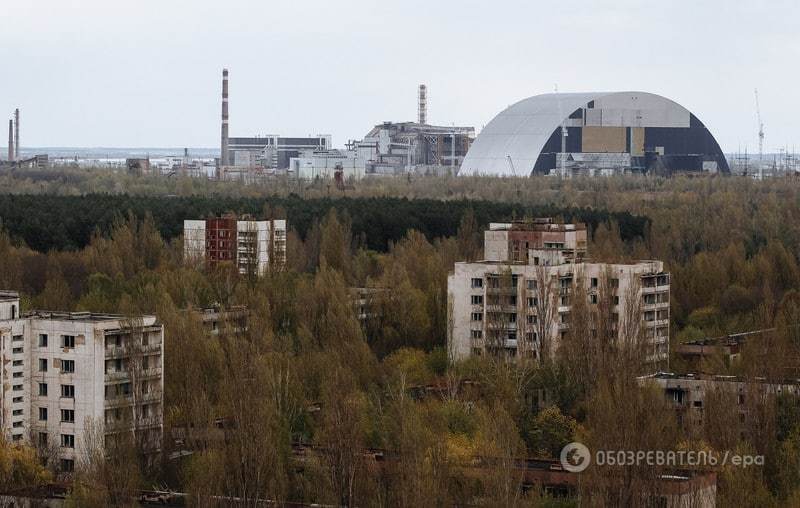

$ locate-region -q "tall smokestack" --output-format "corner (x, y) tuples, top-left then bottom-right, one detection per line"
(221, 69), (230, 167)
(14, 109), (19, 160)
(7, 119), (13, 162)
(418, 84), (427, 125)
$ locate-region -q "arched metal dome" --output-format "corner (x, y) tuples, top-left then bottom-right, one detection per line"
(459, 91), (728, 176)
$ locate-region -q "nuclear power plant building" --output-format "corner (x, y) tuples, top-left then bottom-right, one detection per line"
(459, 91), (729, 177)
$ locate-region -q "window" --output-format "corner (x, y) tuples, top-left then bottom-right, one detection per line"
(644, 311), (655, 322)
(590, 277), (598, 288)
(61, 360), (75, 373)
(12, 371), (22, 378)
(62, 335), (75, 348)
(12, 434), (22, 442)
(471, 330), (483, 339)
(12, 409), (22, 416)
(508, 295), (517, 306)
(39, 383), (48, 396)
(12, 347), (23, 354)
(471, 295), (483, 305)
(39, 407), (47, 421)
(471, 312), (483, 322)
(527, 297), (537, 308)
(38, 433), (48, 447)
(610, 278), (619, 288)
(61, 434), (75, 448)
(60, 459), (74, 472)
(590, 294), (598, 304)
(527, 279), (537, 290)
(12, 359), (22, 366)
(12, 421), (23, 428)
(12, 397), (23, 404)
(12, 334), (23, 342)
(613, 296), (620, 305)
(471, 278), (483, 289)
(12, 384), (22, 391)
(527, 315), (537, 324)
(507, 313), (517, 323)
(39, 359), (47, 372)
(39, 334), (48, 347)
(61, 385), (75, 399)
(61, 409), (75, 423)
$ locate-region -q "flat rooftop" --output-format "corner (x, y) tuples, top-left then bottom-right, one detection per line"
(21, 310), (153, 323)
(489, 219), (587, 232)
(640, 371), (800, 385)
(0, 290), (20, 302)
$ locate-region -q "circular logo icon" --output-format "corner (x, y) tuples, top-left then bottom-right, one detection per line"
(560, 442), (591, 472)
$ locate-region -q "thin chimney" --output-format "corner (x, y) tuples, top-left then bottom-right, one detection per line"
(220, 69), (230, 167)
(7, 119), (13, 162)
(418, 84), (427, 125)
(14, 109), (19, 160)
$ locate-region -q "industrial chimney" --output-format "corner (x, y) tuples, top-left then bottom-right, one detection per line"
(14, 109), (19, 160)
(7, 119), (13, 162)
(220, 69), (230, 167)
(418, 84), (427, 125)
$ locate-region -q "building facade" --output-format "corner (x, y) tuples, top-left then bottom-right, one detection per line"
(447, 220), (670, 364)
(0, 291), (164, 472)
(640, 372), (800, 432)
(184, 217), (287, 275)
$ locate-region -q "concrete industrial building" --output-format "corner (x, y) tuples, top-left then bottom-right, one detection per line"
(358, 121), (475, 175)
(217, 68), (332, 173)
(184, 217), (287, 275)
(447, 219), (670, 364)
(460, 91), (729, 177)
(0, 291), (164, 473)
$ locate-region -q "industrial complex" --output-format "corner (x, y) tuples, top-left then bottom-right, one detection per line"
(7, 71), (798, 179)
(216, 70), (475, 182)
(459, 92), (730, 177)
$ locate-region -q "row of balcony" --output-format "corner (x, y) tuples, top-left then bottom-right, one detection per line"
(104, 367), (162, 382)
(104, 343), (162, 359)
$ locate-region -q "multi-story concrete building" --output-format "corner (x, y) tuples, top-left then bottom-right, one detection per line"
(184, 216), (287, 275)
(447, 219), (670, 364)
(640, 372), (800, 431)
(0, 291), (164, 473)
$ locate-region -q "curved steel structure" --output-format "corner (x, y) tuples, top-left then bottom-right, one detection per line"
(459, 91), (728, 176)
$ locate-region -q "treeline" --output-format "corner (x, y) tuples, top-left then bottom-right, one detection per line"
(0, 193), (648, 252)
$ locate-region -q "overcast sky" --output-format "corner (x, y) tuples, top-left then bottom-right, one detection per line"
(1, 0), (797, 152)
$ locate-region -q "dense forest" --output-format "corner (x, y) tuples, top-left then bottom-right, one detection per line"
(0, 169), (798, 506)
(0, 194), (647, 253)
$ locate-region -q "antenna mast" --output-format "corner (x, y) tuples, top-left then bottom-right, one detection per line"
(754, 88), (764, 160)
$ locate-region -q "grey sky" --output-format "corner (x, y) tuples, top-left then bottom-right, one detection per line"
(2, 0), (797, 152)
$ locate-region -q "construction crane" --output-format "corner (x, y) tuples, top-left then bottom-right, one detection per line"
(755, 88), (764, 159)
(505, 155), (517, 177)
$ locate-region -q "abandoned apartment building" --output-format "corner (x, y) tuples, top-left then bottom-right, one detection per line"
(183, 215), (287, 276)
(0, 291), (164, 473)
(640, 371), (800, 432)
(447, 219), (670, 364)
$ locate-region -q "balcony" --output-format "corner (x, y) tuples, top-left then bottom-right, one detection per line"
(105, 343), (162, 359)
(105, 367), (162, 383)
(104, 390), (162, 408)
